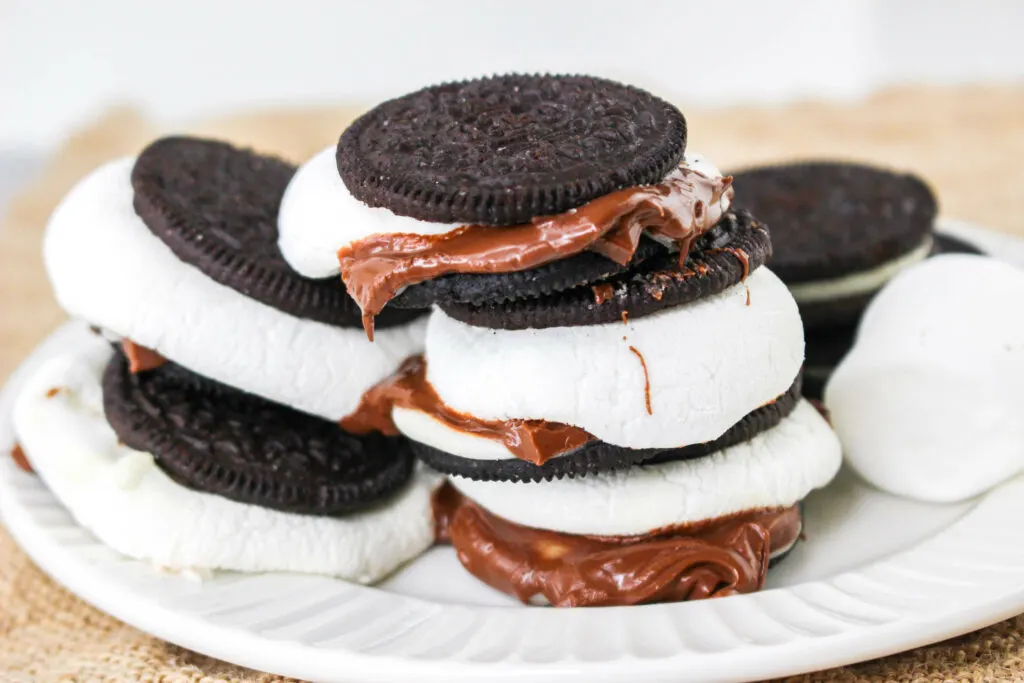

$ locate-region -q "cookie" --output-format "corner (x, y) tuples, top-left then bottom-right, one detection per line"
(13, 337), (441, 582)
(337, 74), (686, 226)
(438, 211), (770, 329)
(411, 374), (802, 482)
(131, 136), (421, 329)
(46, 158), (428, 421)
(102, 349), (415, 516)
(733, 161), (936, 283)
(731, 162), (937, 327)
(389, 237), (666, 309)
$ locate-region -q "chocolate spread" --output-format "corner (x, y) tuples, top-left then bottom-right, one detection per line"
(339, 167), (733, 338)
(10, 444), (32, 474)
(432, 483), (801, 607)
(627, 345), (652, 415)
(341, 356), (594, 465)
(121, 340), (167, 373)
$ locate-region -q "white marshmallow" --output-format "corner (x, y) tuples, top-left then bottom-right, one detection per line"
(43, 158), (426, 421)
(452, 400), (841, 536)
(12, 336), (442, 583)
(277, 145), (732, 279)
(825, 254), (1024, 503)
(425, 267), (804, 449)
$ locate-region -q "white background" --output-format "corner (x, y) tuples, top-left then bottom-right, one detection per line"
(1, 0), (1024, 151)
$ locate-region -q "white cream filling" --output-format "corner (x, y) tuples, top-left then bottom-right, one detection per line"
(12, 336), (442, 582)
(277, 145), (731, 279)
(425, 267), (804, 450)
(451, 401), (841, 537)
(43, 158), (426, 421)
(788, 236), (934, 304)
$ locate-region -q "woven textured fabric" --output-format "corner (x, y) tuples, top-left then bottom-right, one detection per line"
(2, 87), (1024, 681)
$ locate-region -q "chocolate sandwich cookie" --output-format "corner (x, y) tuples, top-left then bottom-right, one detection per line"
(307, 74), (736, 335)
(412, 374), (803, 482)
(102, 349), (415, 516)
(338, 74), (687, 226)
(732, 161), (938, 327)
(132, 136), (422, 329)
(439, 211), (770, 330)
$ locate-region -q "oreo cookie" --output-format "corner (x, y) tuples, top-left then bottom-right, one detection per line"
(439, 211), (770, 330)
(389, 237), (666, 309)
(102, 350), (414, 515)
(132, 136), (422, 329)
(732, 161), (937, 285)
(413, 374), (801, 482)
(337, 74), (687, 226)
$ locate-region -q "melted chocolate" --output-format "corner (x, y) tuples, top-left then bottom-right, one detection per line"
(432, 483), (801, 607)
(121, 340), (167, 373)
(10, 444), (32, 474)
(712, 247), (750, 282)
(592, 283), (615, 305)
(628, 345), (652, 415)
(342, 356), (594, 465)
(339, 167), (733, 337)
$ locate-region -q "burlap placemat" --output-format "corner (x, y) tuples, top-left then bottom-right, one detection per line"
(2, 86), (1024, 682)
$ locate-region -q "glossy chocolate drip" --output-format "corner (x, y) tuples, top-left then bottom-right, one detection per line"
(10, 443), (32, 474)
(432, 483), (801, 607)
(339, 167), (733, 337)
(341, 356), (594, 465)
(713, 247), (750, 282)
(627, 345), (652, 415)
(121, 340), (167, 374)
(592, 283), (614, 305)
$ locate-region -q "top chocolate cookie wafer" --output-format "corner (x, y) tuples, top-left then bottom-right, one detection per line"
(337, 74), (687, 225)
(131, 136), (422, 329)
(731, 161), (937, 284)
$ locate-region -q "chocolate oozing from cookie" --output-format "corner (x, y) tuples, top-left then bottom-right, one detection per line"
(439, 211), (770, 330)
(102, 350), (415, 516)
(413, 374), (803, 482)
(337, 74), (687, 226)
(131, 136), (423, 329)
(731, 161), (936, 284)
(388, 238), (666, 309)
(343, 352), (801, 482)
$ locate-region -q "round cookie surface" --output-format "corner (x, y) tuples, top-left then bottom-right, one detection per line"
(337, 74), (687, 225)
(131, 136), (422, 329)
(102, 350), (415, 516)
(732, 161), (936, 284)
(439, 211), (770, 330)
(409, 374), (802, 482)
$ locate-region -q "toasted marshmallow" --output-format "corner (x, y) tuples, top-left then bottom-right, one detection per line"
(826, 254), (1024, 502)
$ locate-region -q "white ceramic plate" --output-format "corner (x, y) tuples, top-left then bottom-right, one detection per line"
(2, 220), (1023, 683)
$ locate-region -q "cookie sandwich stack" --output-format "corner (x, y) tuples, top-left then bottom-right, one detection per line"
(15, 137), (439, 582)
(732, 162), (982, 397)
(280, 75), (843, 606)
